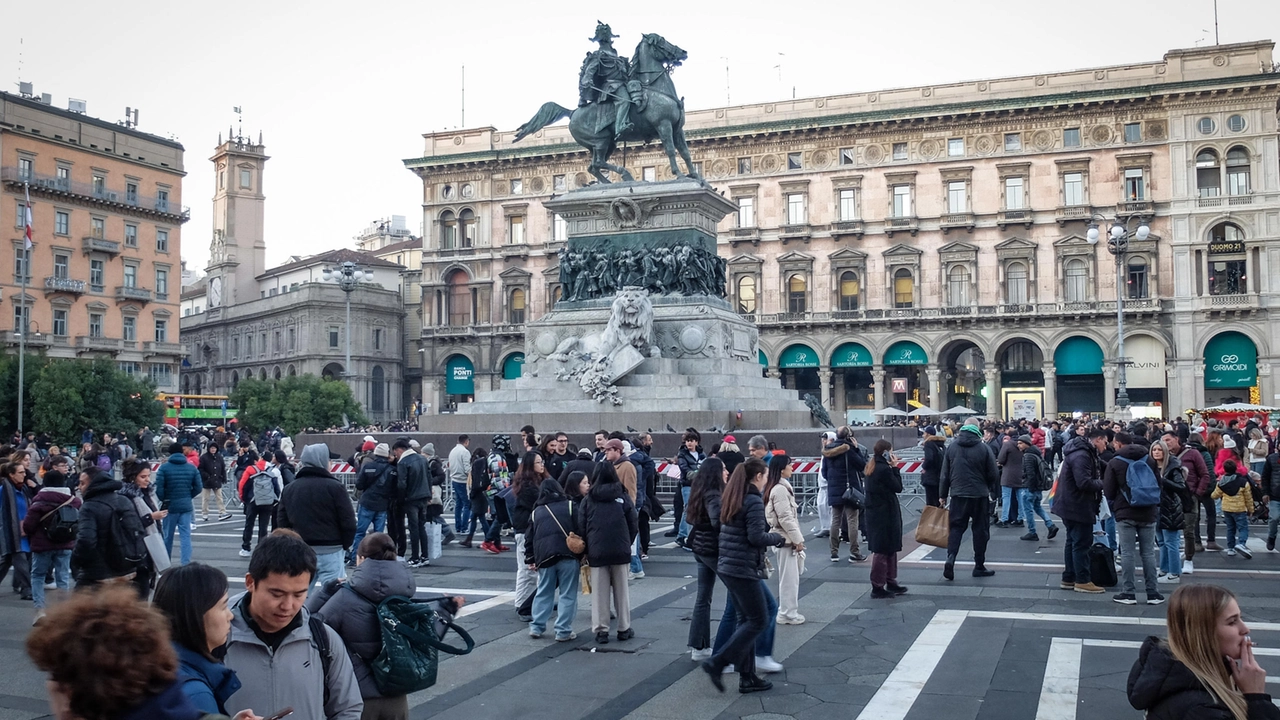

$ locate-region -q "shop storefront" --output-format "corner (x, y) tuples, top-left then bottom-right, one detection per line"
(501, 352), (525, 381)
(1124, 335), (1167, 417)
(1204, 331), (1258, 405)
(1054, 336), (1105, 415)
(779, 343), (821, 399)
(883, 340), (928, 411)
(832, 341), (874, 423)
(444, 354), (475, 409)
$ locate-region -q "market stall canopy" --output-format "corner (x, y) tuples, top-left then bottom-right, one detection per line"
(873, 407), (909, 416)
(907, 407), (941, 416)
(941, 406), (980, 416)
(1203, 402), (1278, 413)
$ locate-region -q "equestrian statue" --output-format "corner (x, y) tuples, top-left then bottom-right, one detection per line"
(514, 22), (699, 185)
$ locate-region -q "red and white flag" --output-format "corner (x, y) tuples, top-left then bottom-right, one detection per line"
(22, 184), (34, 250)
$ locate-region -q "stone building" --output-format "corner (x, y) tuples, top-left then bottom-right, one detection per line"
(179, 136), (407, 423)
(404, 41), (1280, 422)
(0, 88), (188, 390)
(355, 216), (424, 413)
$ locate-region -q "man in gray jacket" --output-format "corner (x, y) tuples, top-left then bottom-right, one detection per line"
(225, 530), (363, 720)
(939, 422), (1000, 581)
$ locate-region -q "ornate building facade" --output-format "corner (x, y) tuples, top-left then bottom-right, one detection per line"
(404, 41), (1280, 421)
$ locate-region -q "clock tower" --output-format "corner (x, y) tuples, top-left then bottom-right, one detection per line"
(206, 131), (269, 308)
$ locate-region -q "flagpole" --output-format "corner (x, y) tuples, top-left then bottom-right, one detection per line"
(17, 182), (32, 436)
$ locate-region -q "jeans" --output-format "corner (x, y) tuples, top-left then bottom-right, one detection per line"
(1017, 489), (1056, 536)
(712, 574), (768, 676)
(677, 487), (692, 539)
(242, 503), (273, 551)
(405, 501), (427, 560)
(1159, 529), (1182, 575)
(350, 505), (388, 561)
(1061, 519), (1093, 585)
(1197, 495), (1217, 544)
(31, 549), (70, 609)
(313, 549), (346, 598)
(452, 482), (471, 532)
(1000, 486), (1015, 522)
(1183, 510), (1198, 561)
(713, 579), (777, 658)
(1268, 501), (1280, 542)
(946, 496), (990, 564)
(688, 553), (717, 650)
(1224, 512), (1250, 548)
(1118, 520), (1158, 596)
(630, 536), (644, 574)
(0, 551), (31, 596)
(162, 511), (194, 565)
(530, 557), (580, 639)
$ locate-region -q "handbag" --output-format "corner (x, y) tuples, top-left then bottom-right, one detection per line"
(544, 503), (585, 554)
(427, 522), (443, 561)
(349, 589), (475, 696)
(143, 531), (171, 573)
(579, 560), (592, 595)
(841, 483), (865, 508)
(1088, 542), (1119, 588)
(914, 505), (949, 548)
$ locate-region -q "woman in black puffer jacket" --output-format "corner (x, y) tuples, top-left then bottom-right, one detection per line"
(578, 462), (638, 645)
(523, 478), (581, 641)
(685, 458), (727, 661)
(703, 458), (783, 695)
(309, 533), (461, 720)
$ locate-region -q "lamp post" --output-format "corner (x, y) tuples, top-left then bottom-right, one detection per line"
(321, 261), (366, 383)
(1086, 214), (1151, 422)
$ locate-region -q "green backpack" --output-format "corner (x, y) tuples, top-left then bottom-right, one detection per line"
(346, 587), (475, 696)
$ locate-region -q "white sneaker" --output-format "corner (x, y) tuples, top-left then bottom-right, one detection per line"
(777, 614), (806, 625)
(44, 582), (56, 590)
(690, 647), (712, 662)
(1182, 560), (1193, 574)
(238, 549), (251, 557)
(722, 664), (736, 674)
(755, 655), (784, 673)
(628, 571), (645, 580)
(1157, 574), (1180, 583)
(32, 610), (45, 627)
(1236, 543), (1253, 559)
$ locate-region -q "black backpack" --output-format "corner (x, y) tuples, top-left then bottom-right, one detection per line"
(102, 498), (146, 574)
(41, 497), (79, 544)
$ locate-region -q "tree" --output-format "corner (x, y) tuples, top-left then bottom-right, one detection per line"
(0, 353), (40, 438)
(229, 374), (367, 435)
(30, 358), (163, 445)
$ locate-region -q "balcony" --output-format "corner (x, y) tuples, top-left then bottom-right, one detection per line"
(1119, 200), (1154, 216)
(2, 329), (53, 349)
(885, 216), (919, 237)
(997, 209), (1034, 229)
(81, 236), (121, 255)
(143, 341), (184, 356)
(1, 167), (191, 222)
(114, 286), (152, 303)
(1227, 194), (1253, 206)
(43, 276), (86, 295)
(1055, 204), (1094, 226)
(1197, 293), (1260, 312)
(831, 219), (865, 239)
(729, 227), (760, 247)
(74, 335), (123, 354)
(1196, 196), (1223, 208)
(500, 243), (532, 260)
(939, 212), (976, 234)
(779, 224), (811, 244)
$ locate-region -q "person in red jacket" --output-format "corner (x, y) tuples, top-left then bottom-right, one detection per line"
(235, 451), (278, 557)
(1030, 421), (1046, 452)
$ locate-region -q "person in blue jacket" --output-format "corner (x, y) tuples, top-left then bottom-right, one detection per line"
(154, 438), (203, 566)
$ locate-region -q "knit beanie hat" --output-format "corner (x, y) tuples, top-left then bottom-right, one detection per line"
(373, 443), (391, 458)
(960, 423), (982, 436)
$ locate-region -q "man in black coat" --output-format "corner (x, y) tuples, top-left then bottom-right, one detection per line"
(557, 448), (598, 487)
(920, 434), (946, 508)
(276, 443), (358, 596)
(821, 427), (867, 563)
(71, 469), (146, 591)
(197, 443), (231, 522)
(938, 422), (999, 580)
(391, 438), (431, 567)
(1052, 429), (1107, 594)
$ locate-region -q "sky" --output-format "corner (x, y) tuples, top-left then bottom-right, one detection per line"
(6, 0), (1277, 271)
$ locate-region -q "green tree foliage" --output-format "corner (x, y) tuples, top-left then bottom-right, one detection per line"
(229, 374), (367, 435)
(29, 358), (163, 445)
(0, 353), (40, 438)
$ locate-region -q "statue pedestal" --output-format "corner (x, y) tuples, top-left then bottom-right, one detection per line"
(453, 179), (814, 431)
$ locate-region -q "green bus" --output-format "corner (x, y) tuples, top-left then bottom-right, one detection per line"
(159, 393), (237, 428)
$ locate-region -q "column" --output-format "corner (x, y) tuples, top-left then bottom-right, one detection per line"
(872, 366), (886, 412)
(1102, 367), (1117, 418)
(1042, 366), (1058, 419)
(833, 371), (847, 416)
(818, 366), (834, 411)
(767, 367), (782, 381)
(925, 365), (941, 410)
(984, 368), (1001, 419)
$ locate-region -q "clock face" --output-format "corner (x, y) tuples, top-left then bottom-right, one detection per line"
(209, 277), (222, 307)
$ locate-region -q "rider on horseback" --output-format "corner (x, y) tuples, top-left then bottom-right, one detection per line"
(579, 21), (635, 139)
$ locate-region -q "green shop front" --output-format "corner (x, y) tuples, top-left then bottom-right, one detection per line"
(832, 342), (874, 423)
(1204, 331), (1258, 405)
(444, 355), (475, 409)
(883, 341), (928, 412)
(1054, 336), (1105, 415)
(779, 344), (820, 399)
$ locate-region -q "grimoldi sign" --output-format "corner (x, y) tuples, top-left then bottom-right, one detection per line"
(1209, 240), (1245, 254)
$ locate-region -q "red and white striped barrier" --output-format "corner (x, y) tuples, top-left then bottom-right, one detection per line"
(655, 459), (825, 475)
(897, 461), (923, 473)
(330, 462), (355, 474)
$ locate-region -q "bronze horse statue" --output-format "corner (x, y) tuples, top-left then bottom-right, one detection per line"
(513, 33), (699, 184)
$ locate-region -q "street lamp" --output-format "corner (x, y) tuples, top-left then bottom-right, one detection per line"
(13, 319), (40, 436)
(1086, 214), (1151, 422)
(321, 261), (366, 381)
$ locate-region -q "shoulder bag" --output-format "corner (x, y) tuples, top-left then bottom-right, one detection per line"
(543, 502), (586, 554)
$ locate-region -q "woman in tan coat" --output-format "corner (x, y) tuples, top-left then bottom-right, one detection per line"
(764, 454), (805, 624)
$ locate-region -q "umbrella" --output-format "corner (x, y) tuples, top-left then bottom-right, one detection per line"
(941, 405), (979, 416)
(873, 407), (909, 416)
(1205, 402), (1278, 413)
(907, 407), (941, 416)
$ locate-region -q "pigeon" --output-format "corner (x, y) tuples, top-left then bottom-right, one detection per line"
(626, 425), (637, 433)
(706, 425), (722, 434)
(646, 428), (654, 434)
(665, 423), (677, 433)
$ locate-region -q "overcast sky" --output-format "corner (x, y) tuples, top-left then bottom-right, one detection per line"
(6, 0), (1277, 271)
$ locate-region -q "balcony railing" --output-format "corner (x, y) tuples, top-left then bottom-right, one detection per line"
(1196, 196), (1223, 208)
(74, 335), (123, 353)
(779, 224), (811, 242)
(44, 276), (86, 294)
(831, 219), (865, 237)
(885, 216), (919, 236)
(1228, 194), (1253, 206)
(81, 236), (121, 255)
(114, 286), (152, 303)
(997, 209), (1033, 228)
(1055, 204), (1093, 226)
(939, 212), (976, 233)
(143, 341), (184, 356)
(1199, 293), (1259, 311)
(1, 167), (190, 221)
(1119, 200), (1154, 215)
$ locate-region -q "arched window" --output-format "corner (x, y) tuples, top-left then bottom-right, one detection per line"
(1002, 341), (1042, 372)
(1126, 256), (1149, 299)
(893, 268), (914, 308)
(509, 288), (526, 324)
(371, 366), (385, 413)
(1226, 146), (1251, 196)
(551, 286), (562, 305)
(439, 211), (457, 250)
(838, 271), (860, 311)
(1005, 262), (1028, 304)
(459, 209), (476, 248)
(1064, 258), (1089, 303)
(1210, 222), (1245, 243)
(946, 265), (970, 307)
(787, 274), (807, 314)
(1195, 149), (1221, 197)
(287, 364), (296, 376)
(231, 371), (239, 387)
(259, 368), (266, 381)
(447, 269), (469, 326)
(272, 366), (281, 380)
(736, 275), (757, 315)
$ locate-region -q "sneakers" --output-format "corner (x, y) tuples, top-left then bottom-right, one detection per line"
(517, 614), (533, 622)
(628, 571), (645, 580)
(830, 553), (840, 563)
(972, 566), (995, 578)
(1020, 533), (1039, 541)
(722, 664), (737, 674)
(595, 631), (609, 644)
(201, 515), (209, 522)
(497, 544), (512, 552)
(617, 628), (634, 641)
(994, 521), (1009, 529)
(777, 614), (806, 625)
(1060, 581), (1076, 590)
(1268, 537), (1277, 552)
(663, 529), (679, 537)
(739, 674), (773, 694)
(1113, 593), (1138, 605)
(239, 548), (252, 557)
(529, 630), (544, 639)
(1010, 520), (1025, 527)
(1074, 583), (1105, 594)
(44, 581), (56, 590)
(674, 537), (687, 549)
(691, 647), (713, 662)
(871, 586), (894, 599)
(1235, 543), (1253, 559)
(886, 582), (909, 595)
(481, 541), (501, 555)
(1158, 574), (1180, 584)
(1206, 542), (1223, 551)
(32, 610), (45, 626)
(848, 553), (867, 563)
(1182, 560), (1194, 575)
(407, 558), (430, 568)
(1047, 526), (1059, 540)
(754, 656), (784, 673)
(218, 513), (233, 521)
(1147, 592), (1166, 605)
(1225, 548), (1237, 557)
(555, 632), (577, 642)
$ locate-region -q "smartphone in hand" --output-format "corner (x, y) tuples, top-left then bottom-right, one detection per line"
(264, 708), (294, 720)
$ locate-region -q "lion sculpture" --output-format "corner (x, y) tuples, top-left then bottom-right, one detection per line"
(550, 286), (660, 404)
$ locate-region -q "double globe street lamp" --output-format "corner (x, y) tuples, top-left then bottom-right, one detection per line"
(321, 261), (367, 381)
(1086, 214), (1151, 422)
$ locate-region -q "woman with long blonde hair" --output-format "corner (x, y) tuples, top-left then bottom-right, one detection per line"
(1129, 583), (1278, 719)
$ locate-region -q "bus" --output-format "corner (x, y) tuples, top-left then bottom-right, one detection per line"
(157, 393), (237, 427)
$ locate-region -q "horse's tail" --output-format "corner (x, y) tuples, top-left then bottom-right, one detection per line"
(513, 102), (572, 143)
